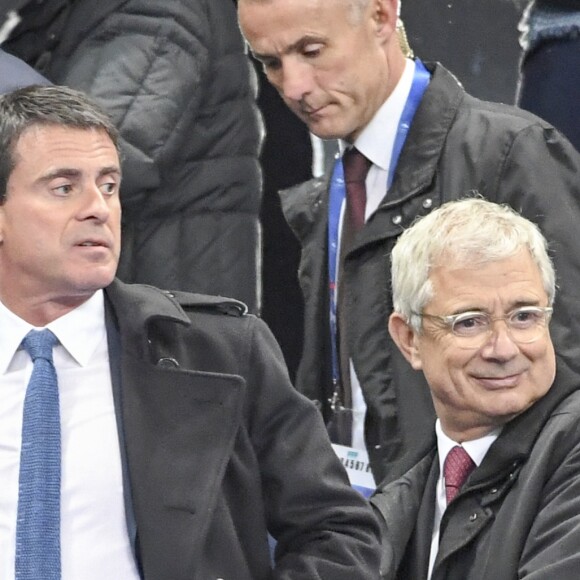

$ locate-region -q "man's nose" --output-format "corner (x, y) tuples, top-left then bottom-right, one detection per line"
(279, 59), (314, 102)
(480, 320), (520, 360)
(79, 185), (111, 221)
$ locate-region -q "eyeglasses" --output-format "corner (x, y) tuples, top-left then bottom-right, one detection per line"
(413, 306), (553, 350)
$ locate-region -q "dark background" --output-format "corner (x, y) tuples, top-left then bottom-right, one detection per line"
(257, 0), (524, 381)
(402, 0), (523, 103)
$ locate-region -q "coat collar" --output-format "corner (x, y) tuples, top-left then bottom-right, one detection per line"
(104, 278), (191, 359)
(280, 63), (466, 250)
(373, 354), (580, 509)
(104, 278), (247, 579)
(382, 62), (464, 208)
(469, 353), (580, 488)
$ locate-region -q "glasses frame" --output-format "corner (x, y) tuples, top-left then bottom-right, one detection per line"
(412, 305), (553, 349)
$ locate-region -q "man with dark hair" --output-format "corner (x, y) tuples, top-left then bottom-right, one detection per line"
(0, 84), (380, 580)
(238, 0), (580, 486)
(1, 0), (263, 313)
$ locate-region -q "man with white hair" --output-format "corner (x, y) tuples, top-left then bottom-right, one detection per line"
(372, 197), (580, 579)
(238, 0), (580, 485)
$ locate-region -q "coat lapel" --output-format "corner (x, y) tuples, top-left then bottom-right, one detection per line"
(122, 359), (244, 579)
(402, 457), (439, 579)
(104, 281), (246, 579)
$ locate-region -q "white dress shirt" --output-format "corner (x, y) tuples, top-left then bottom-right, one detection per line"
(0, 291), (140, 579)
(337, 58), (416, 454)
(427, 420), (501, 579)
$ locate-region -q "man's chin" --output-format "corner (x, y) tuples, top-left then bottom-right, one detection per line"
(306, 118), (357, 142)
(303, 120), (343, 141)
(70, 270), (117, 294)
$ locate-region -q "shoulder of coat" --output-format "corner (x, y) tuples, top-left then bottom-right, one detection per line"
(162, 290), (248, 317)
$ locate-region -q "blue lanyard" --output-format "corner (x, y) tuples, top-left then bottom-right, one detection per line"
(327, 59), (431, 400)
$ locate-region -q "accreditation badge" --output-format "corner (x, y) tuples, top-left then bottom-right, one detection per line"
(332, 443), (376, 498)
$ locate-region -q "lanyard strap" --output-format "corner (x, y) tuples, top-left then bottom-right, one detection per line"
(326, 59), (431, 401)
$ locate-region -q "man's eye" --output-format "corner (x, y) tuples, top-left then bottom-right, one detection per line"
(53, 184), (73, 196)
(100, 182), (118, 196)
(453, 314), (488, 335)
(262, 58), (281, 71)
(511, 309), (541, 327)
(303, 44), (323, 57)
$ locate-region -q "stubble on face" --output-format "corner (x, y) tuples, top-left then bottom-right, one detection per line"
(0, 125), (121, 325)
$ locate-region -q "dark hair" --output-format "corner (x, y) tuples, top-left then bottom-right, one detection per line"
(0, 84), (120, 202)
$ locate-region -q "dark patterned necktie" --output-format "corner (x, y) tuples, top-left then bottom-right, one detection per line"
(342, 147), (372, 241)
(332, 148), (372, 444)
(444, 445), (476, 504)
(15, 329), (61, 580)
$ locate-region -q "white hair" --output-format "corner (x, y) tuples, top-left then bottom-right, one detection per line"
(391, 197), (556, 332)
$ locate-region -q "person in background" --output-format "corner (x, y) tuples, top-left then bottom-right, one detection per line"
(372, 197), (580, 579)
(0, 84), (380, 580)
(0, 47), (48, 92)
(516, 0), (580, 151)
(1, 0), (263, 312)
(237, 0), (580, 486)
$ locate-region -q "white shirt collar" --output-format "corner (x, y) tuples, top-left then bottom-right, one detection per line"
(339, 58), (416, 169)
(436, 418), (502, 472)
(0, 290), (107, 372)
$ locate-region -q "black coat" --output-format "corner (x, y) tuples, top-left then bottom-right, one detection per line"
(3, 0), (263, 311)
(105, 279), (381, 579)
(371, 354), (580, 579)
(281, 62), (580, 485)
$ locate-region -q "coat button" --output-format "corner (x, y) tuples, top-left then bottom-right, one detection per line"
(392, 214), (402, 225)
(157, 357), (180, 368)
(469, 513), (478, 522)
(422, 198), (433, 209)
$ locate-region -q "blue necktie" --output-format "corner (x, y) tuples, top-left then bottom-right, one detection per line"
(15, 329), (61, 580)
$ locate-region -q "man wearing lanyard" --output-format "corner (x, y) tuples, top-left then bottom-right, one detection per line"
(238, 0), (580, 487)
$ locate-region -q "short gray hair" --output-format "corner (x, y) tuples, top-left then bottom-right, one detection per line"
(345, 0), (371, 22)
(238, 0), (373, 24)
(391, 197), (556, 331)
(0, 84), (120, 203)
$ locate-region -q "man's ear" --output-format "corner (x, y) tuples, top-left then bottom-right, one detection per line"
(388, 312), (423, 370)
(372, 0), (398, 39)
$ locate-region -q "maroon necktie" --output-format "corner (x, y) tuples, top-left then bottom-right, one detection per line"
(342, 147), (372, 238)
(332, 148), (371, 441)
(444, 446), (476, 504)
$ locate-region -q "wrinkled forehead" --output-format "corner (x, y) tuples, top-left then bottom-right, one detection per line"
(7, 125), (121, 191)
(239, 0), (350, 29)
(239, 0), (358, 57)
(427, 249), (549, 308)
(13, 124), (117, 160)
(433, 245), (534, 271)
